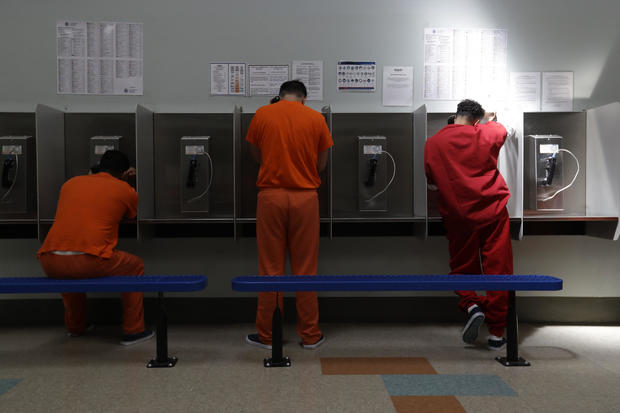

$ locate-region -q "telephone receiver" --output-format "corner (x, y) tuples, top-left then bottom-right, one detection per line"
(186, 157), (198, 188)
(2, 157), (15, 189)
(365, 156), (378, 187)
(543, 153), (557, 186)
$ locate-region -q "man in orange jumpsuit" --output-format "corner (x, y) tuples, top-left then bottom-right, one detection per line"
(424, 99), (513, 351)
(245, 80), (333, 350)
(37, 150), (153, 346)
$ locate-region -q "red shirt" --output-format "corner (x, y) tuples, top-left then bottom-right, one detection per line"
(424, 122), (510, 227)
(38, 172), (138, 258)
(246, 100), (333, 189)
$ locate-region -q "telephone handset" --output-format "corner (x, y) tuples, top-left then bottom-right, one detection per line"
(186, 157), (198, 188)
(540, 153), (557, 186)
(2, 157), (15, 189)
(365, 156), (378, 187)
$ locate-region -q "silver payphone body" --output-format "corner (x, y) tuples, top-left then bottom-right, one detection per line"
(180, 136), (211, 214)
(89, 136), (121, 170)
(1, 136), (34, 214)
(358, 136), (390, 212)
(526, 134), (565, 211)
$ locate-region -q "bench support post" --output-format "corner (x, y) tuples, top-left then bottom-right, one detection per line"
(496, 290), (530, 367)
(264, 302), (291, 368)
(147, 292), (178, 368)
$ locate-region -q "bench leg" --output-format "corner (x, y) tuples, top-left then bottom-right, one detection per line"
(147, 292), (178, 368)
(496, 291), (530, 367)
(264, 301), (291, 368)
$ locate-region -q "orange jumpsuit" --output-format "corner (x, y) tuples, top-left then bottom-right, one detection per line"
(246, 99), (333, 345)
(37, 172), (144, 335)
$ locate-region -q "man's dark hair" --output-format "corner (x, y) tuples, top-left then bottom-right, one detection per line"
(456, 99), (485, 122)
(279, 80), (307, 98)
(99, 150), (130, 176)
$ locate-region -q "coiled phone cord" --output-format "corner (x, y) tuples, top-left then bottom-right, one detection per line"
(1, 152), (18, 204)
(187, 152), (214, 204)
(365, 150), (396, 203)
(540, 148), (579, 202)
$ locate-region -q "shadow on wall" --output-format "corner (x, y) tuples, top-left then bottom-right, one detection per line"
(577, 32), (620, 109)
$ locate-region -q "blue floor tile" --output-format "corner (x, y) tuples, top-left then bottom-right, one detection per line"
(0, 379), (20, 396)
(382, 374), (516, 396)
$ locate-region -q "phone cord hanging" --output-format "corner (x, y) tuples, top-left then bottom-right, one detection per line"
(187, 152), (214, 204)
(1, 152), (19, 204)
(365, 150), (396, 202)
(540, 149), (579, 202)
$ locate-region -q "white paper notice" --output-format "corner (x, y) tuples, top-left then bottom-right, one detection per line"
(57, 20), (143, 95)
(542, 72), (573, 112)
(424, 28), (507, 101)
(210, 63), (229, 95)
(210, 63), (247, 96)
(509, 72), (541, 112)
(337, 61), (377, 92)
(292, 61), (323, 101)
(382, 66), (413, 107)
(249, 65), (289, 96)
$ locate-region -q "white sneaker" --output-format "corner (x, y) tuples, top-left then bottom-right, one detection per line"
(301, 335), (325, 350)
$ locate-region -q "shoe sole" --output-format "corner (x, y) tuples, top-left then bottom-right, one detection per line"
(488, 342), (507, 351)
(120, 331), (155, 346)
(301, 337), (325, 350)
(462, 312), (485, 344)
(245, 336), (272, 350)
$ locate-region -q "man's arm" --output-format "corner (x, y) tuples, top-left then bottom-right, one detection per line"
(249, 143), (261, 164)
(317, 149), (329, 173)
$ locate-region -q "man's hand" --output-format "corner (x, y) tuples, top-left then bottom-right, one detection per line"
(484, 112), (497, 122)
(121, 167), (137, 188)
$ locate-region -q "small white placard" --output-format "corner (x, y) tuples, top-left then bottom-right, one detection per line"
(185, 145), (205, 155)
(539, 144), (559, 154)
(94, 145), (115, 155)
(2, 145), (22, 155)
(363, 145), (383, 155)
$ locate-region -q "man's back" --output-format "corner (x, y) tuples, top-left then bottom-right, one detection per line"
(38, 172), (138, 258)
(246, 100), (332, 189)
(424, 121), (510, 226)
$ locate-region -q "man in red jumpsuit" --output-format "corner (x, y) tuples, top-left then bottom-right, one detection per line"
(424, 99), (513, 351)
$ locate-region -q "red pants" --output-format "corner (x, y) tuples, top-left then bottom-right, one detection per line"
(39, 250), (145, 335)
(256, 188), (322, 345)
(445, 208), (513, 337)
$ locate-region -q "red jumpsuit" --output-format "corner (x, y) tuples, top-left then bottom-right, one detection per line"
(424, 121), (512, 338)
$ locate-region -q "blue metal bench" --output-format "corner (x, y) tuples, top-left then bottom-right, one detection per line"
(232, 274), (563, 368)
(0, 275), (207, 368)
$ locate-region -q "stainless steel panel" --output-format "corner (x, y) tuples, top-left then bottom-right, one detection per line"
(426, 113), (452, 219)
(0, 113), (37, 220)
(524, 112), (586, 216)
(136, 104), (154, 240)
(154, 114), (233, 219)
(180, 136), (211, 214)
(89, 136), (121, 168)
(358, 136), (387, 211)
(332, 113), (413, 218)
(35, 105), (65, 240)
(525, 135), (565, 211)
(64, 113), (136, 179)
(239, 112), (331, 218)
(0, 136), (34, 215)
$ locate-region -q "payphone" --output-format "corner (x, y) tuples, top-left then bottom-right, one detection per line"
(0, 136), (34, 214)
(89, 136), (121, 170)
(526, 135), (580, 212)
(357, 136), (396, 212)
(180, 136), (212, 214)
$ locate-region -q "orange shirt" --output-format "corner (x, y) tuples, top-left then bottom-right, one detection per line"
(246, 100), (333, 189)
(37, 172), (138, 259)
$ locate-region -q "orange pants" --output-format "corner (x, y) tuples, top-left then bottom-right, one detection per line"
(39, 250), (145, 335)
(256, 188), (322, 345)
